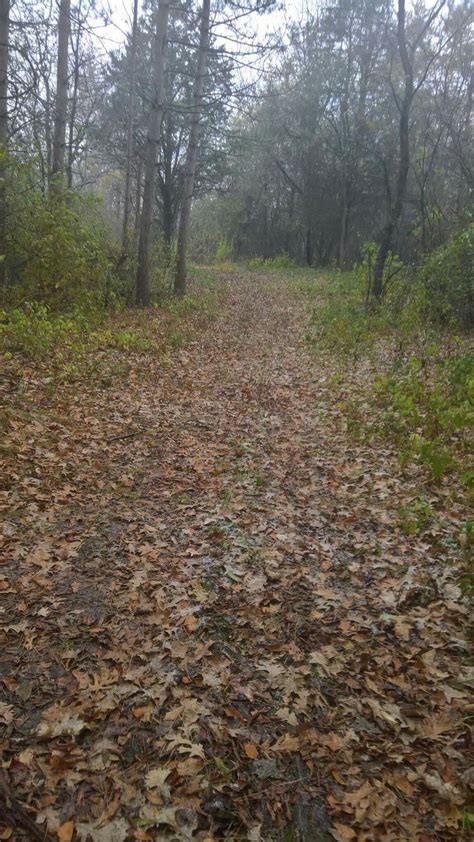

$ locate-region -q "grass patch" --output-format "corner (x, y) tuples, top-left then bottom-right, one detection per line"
(246, 253), (296, 270)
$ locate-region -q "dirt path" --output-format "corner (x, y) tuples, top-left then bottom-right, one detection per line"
(0, 271), (470, 841)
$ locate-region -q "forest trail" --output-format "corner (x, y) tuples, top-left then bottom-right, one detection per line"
(1, 270), (469, 841)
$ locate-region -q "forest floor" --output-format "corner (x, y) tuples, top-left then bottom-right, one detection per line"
(0, 269), (471, 842)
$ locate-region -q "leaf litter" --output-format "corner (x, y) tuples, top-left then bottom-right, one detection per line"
(0, 270), (471, 840)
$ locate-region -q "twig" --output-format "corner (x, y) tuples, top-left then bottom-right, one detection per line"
(106, 430), (142, 443)
(0, 771), (53, 841)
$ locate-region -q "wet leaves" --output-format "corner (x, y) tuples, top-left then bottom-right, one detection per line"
(0, 271), (470, 840)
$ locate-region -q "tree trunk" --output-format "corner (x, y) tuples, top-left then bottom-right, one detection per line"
(162, 182), (173, 245)
(0, 0), (9, 285)
(121, 0), (139, 254)
(135, 0), (170, 307)
(372, 0), (413, 297)
(174, 0), (211, 297)
(305, 227), (312, 267)
(66, 0), (82, 190)
(133, 158), (142, 241)
(51, 0), (71, 186)
(338, 181), (349, 267)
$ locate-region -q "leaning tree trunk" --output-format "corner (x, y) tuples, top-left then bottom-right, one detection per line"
(0, 0), (9, 285)
(121, 0), (139, 254)
(51, 0), (71, 187)
(135, 0), (170, 307)
(174, 0), (211, 297)
(372, 0), (413, 297)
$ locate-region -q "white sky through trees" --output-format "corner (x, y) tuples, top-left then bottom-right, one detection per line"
(99, 0), (305, 51)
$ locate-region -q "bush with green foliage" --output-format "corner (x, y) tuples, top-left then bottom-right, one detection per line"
(0, 302), (91, 360)
(6, 166), (115, 311)
(304, 254), (473, 487)
(374, 350), (473, 483)
(149, 237), (176, 298)
(354, 240), (405, 302)
(420, 223), (473, 328)
(215, 238), (234, 263)
(93, 327), (156, 353)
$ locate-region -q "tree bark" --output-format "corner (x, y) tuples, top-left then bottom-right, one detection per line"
(338, 181), (349, 267)
(121, 0), (139, 254)
(372, 0), (413, 297)
(133, 157), (142, 241)
(162, 181), (173, 245)
(51, 0), (71, 186)
(0, 0), (9, 285)
(66, 0), (82, 190)
(305, 227), (312, 267)
(174, 0), (211, 297)
(133, 158), (142, 240)
(135, 0), (170, 307)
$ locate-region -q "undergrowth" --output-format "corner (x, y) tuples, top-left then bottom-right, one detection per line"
(302, 258), (473, 490)
(0, 275), (221, 383)
(246, 253), (295, 270)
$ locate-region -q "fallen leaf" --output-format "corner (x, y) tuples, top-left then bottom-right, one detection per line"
(58, 821), (74, 842)
(271, 733), (299, 752)
(144, 766), (171, 796)
(244, 742), (259, 758)
(76, 818), (129, 842)
(184, 615), (198, 632)
(0, 703), (14, 725)
(332, 823), (356, 840)
(36, 710), (86, 738)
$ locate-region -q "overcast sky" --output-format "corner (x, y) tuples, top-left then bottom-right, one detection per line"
(96, 0), (308, 51)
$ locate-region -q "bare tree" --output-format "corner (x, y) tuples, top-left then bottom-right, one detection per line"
(174, 0), (211, 297)
(371, 0), (413, 296)
(51, 0), (71, 185)
(122, 0), (139, 253)
(0, 0), (9, 281)
(136, 0), (170, 306)
(372, 0), (447, 296)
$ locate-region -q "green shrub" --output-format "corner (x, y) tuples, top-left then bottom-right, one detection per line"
(169, 330), (185, 349)
(215, 238), (234, 263)
(398, 495), (433, 535)
(0, 302), (89, 359)
(150, 237), (176, 297)
(421, 224), (473, 328)
(94, 327), (156, 353)
(305, 264), (473, 487)
(355, 241), (405, 301)
(6, 169), (114, 311)
(374, 351), (473, 481)
(309, 269), (387, 353)
(165, 289), (218, 319)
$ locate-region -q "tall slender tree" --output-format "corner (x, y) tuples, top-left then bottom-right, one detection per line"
(51, 0), (71, 185)
(371, 0), (447, 297)
(136, 0), (170, 306)
(122, 0), (139, 253)
(174, 0), (211, 297)
(372, 0), (414, 296)
(0, 0), (9, 281)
